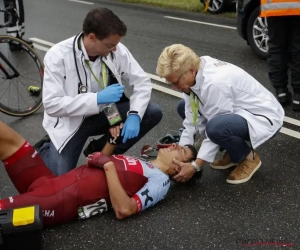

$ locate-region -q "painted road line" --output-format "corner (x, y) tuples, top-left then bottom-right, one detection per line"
(152, 83), (182, 98)
(68, 0), (94, 4)
(30, 37), (300, 138)
(30, 38), (55, 47)
(280, 127), (300, 140)
(147, 73), (182, 98)
(283, 116), (300, 127)
(32, 44), (50, 52)
(164, 16), (236, 30)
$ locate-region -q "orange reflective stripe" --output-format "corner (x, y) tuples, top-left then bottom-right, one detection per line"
(260, 0), (300, 17)
(271, 0), (300, 2)
(261, 8), (300, 17)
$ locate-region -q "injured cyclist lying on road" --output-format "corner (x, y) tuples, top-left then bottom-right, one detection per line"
(0, 121), (201, 227)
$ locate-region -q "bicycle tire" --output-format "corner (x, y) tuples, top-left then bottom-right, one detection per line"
(0, 35), (44, 116)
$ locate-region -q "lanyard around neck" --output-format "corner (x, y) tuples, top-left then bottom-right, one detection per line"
(77, 36), (107, 89)
(190, 92), (199, 125)
(85, 60), (107, 89)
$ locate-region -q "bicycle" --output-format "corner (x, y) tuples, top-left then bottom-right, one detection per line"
(0, 4), (44, 116)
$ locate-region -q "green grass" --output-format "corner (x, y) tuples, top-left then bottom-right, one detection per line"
(114, 0), (237, 18)
(114, 0), (205, 12)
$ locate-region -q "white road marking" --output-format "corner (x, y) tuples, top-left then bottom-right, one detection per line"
(283, 116), (300, 127)
(30, 38), (55, 47)
(67, 0), (94, 4)
(280, 127), (300, 139)
(30, 38), (300, 139)
(147, 73), (182, 98)
(164, 16), (236, 30)
(32, 44), (50, 52)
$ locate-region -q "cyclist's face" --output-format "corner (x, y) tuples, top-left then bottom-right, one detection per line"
(93, 34), (122, 57)
(158, 143), (194, 175)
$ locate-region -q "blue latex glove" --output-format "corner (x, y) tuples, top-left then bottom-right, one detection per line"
(121, 114), (140, 143)
(97, 84), (124, 104)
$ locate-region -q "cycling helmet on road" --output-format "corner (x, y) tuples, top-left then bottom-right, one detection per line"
(156, 128), (184, 149)
(140, 128), (185, 158)
(156, 134), (180, 149)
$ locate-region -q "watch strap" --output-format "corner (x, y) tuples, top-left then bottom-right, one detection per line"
(191, 160), (201, 172)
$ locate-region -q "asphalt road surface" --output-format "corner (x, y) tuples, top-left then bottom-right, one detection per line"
(0, 0), (299, 249)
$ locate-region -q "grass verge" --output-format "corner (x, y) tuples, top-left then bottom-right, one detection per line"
(114, 0), (205, 12)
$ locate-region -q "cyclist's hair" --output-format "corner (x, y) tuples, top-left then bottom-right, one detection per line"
(185, 144), (197, 162)
(156, 44), (201, 79)
(82, 8), (127, 40)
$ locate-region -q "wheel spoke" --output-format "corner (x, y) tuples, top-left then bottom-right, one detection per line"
(0, 35), (43, 116)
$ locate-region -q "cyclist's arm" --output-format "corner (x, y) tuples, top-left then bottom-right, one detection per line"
(103, 161), (138, 219)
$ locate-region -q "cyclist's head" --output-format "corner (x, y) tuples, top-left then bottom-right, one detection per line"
(83, 8), (127, 40)
(155, 143), (197, 176)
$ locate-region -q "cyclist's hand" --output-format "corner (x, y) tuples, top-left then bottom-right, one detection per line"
(86, 152), (112, 168)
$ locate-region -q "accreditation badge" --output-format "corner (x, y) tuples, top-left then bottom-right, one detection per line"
(103, 103), (122, 126)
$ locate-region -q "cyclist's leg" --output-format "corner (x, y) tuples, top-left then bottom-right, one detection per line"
(0, 173), (79, 226)
(0, 121), (53, 193)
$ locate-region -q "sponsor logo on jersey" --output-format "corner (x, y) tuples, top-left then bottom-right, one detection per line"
(8, 197), (14, 203)
(24, 142), (30, 147)
(141, 189), (153, 206)
(31, 150), (38, 158)
(109, 137), (117, 145)
(113, 155), (144, 175)
(124, 156), (138, 165)
(146, 162), (154, 169)
(43, 210), (55, 217)
(163, 179), (170, 187)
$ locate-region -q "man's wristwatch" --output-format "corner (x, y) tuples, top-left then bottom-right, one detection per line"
(127, 110), (138, 117)
(191, 161), (202, 172)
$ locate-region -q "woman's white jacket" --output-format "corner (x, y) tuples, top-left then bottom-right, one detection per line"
(42, 34), (151, 152)
(179, 56), (284, 163)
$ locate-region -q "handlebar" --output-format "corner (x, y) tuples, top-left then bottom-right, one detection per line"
(0, 3), (15, 29)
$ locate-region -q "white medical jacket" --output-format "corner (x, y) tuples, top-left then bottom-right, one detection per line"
(179, 56), (285, 163)
(42, 34), (152, 152)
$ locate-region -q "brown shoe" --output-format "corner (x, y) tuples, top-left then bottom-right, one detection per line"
(210, 152), (236, 170)
(226, 153), (261, 184)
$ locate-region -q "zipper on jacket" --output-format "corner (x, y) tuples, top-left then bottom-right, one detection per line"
(54, 117), (60, 128)
(245, 109), (273, 126)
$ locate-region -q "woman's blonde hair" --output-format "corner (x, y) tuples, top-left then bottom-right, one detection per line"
(156, 44), (201, 78)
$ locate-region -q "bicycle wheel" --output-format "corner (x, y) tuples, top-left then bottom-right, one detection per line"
(0, 35), (44, 116)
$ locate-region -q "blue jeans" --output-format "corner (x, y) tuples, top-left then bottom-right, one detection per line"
(177, 99), (251, 163)
(206, 114), (251, 163)
(39, 102), (162, 175)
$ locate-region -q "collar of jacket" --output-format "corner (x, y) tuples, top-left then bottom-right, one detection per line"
(74, 32), (115, 61)
(74, 33), (121, 82)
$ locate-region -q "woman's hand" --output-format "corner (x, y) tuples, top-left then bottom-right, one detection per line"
(172, 159), (196, 182)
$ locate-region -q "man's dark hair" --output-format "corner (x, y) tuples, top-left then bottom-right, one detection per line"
(82, 8), (127, 40)
(185, 144), (197, 161)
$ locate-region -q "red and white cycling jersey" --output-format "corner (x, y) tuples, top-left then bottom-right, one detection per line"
(0, 142), (171, 226)
(112, 155), (170, 212)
